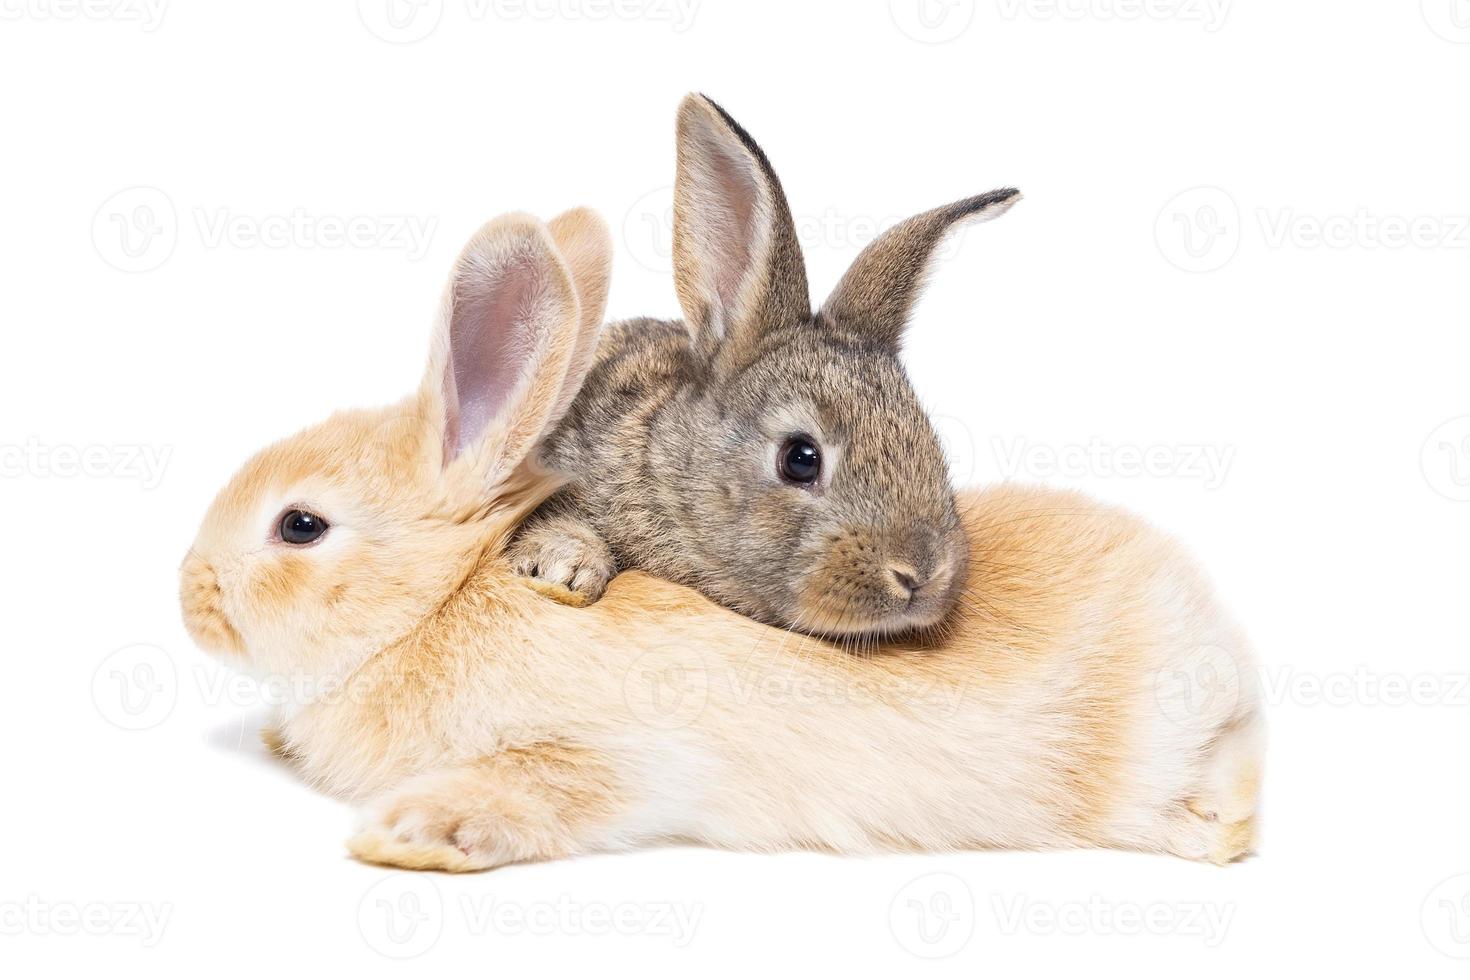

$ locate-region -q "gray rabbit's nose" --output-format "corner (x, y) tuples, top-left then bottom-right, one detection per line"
(886, 563), (922, 597)
(885, 557), (954, 600)
(884, 529), (960, 600)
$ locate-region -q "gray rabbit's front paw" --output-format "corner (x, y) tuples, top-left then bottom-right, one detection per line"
(508, 519), (617, 606)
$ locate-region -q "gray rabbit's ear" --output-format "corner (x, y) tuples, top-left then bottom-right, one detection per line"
(820, 189), (1021, 349)
(672, 93), (810, 366)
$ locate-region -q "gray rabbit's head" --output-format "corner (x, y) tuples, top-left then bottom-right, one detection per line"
(656, 95), (1020, 638)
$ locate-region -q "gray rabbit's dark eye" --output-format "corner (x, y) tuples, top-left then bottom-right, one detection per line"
(278, 509), (329, 545)
(778, 437), (822, 485)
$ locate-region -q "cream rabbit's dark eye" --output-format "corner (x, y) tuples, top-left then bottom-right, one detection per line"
(778, 437), (822, 485)
(278, 509), (329, 545)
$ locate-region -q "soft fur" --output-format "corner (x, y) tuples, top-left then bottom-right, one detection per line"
(508, 94), (1022, 639)
(180, 209), (1263, 873)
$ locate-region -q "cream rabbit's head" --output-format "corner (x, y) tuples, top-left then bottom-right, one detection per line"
(180, 210), (612, 686)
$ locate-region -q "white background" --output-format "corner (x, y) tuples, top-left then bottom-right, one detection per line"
(2, 1), (1468, 976)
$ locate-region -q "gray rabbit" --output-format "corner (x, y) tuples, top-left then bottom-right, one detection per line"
(509, 94), (1020, 639)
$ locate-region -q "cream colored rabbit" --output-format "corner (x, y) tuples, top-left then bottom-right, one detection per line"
(180, 209), (1263, 871)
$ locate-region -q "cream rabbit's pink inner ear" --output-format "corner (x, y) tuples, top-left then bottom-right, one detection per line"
(446, 252), (543, 458)
(671, 93), (810, 360)
(427, 214), (583, 484)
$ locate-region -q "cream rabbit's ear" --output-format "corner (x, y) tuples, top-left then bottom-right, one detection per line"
(420, 213), (585, 485)
(544, 207), (613, 427)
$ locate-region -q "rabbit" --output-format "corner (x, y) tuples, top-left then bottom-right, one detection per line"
(507, 93), (1023, 641)
(180, 207), (1265, 872)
